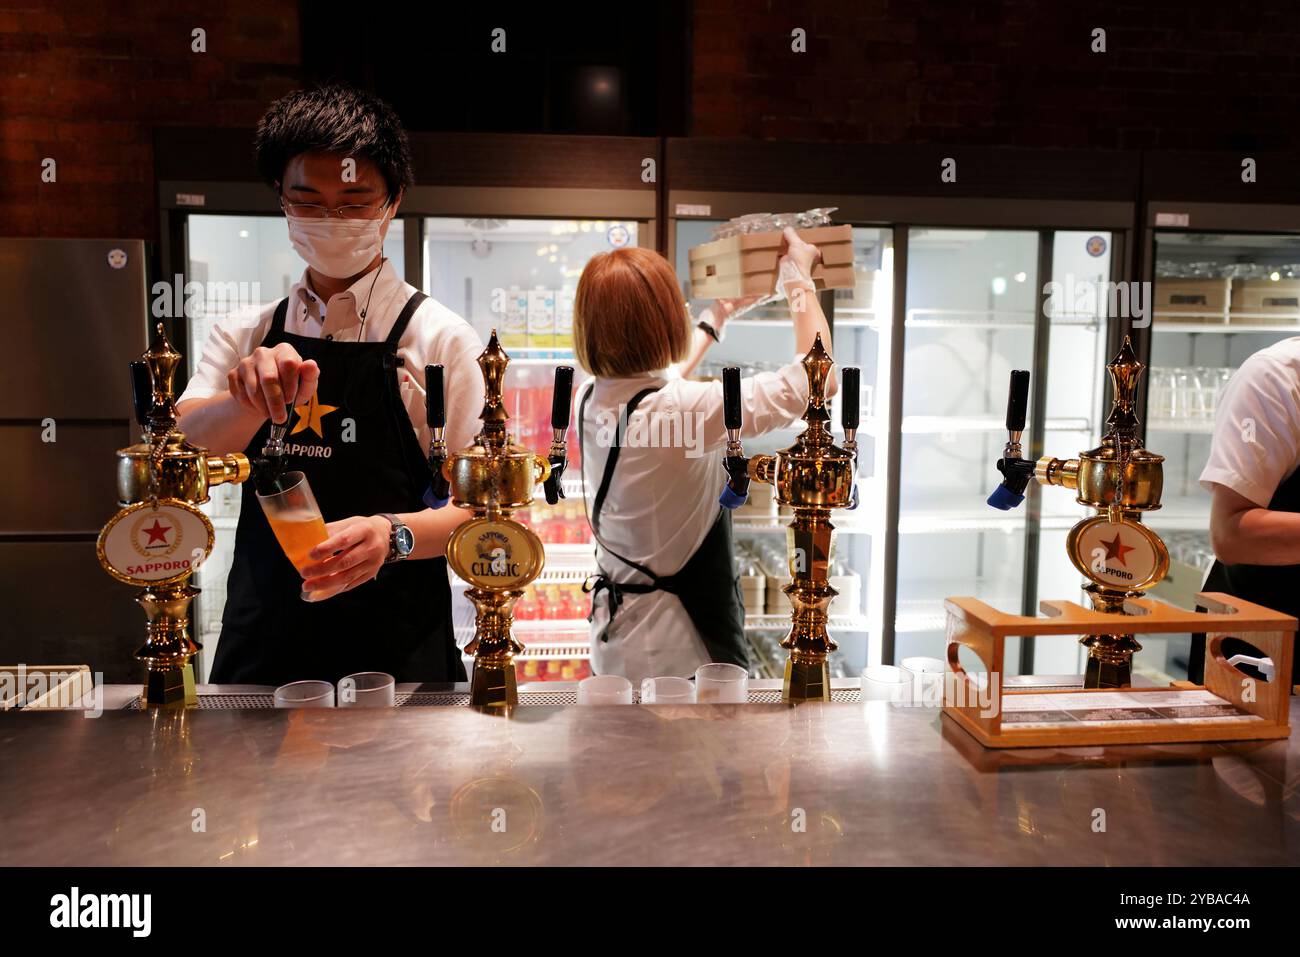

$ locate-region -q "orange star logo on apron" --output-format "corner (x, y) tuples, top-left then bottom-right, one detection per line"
(291, 393), (339, 439)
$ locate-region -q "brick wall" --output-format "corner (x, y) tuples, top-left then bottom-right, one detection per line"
(691, 0), (1300, 150)
(0, 1), (299, 239)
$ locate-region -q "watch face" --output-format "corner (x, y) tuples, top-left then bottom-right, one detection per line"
(395, 525), (415, 556)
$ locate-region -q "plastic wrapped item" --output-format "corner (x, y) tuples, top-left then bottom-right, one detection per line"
(711, 208), (839, 240)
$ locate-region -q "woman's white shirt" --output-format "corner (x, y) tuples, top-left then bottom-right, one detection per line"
(580, 356), (831, 684)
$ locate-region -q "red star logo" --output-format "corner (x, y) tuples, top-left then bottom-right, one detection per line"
(142, 519), (171, 546)
(1101, 532), (1135, 566)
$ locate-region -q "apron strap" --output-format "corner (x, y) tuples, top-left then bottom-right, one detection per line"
(384, 290), (427, 349)
(269, 297), (290, 336)
(578, 384), (663, 583)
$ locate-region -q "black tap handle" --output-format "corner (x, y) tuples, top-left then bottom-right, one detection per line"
(426, 364), (445, 429)
(1006, 369), (1030, 433)
(723, 367), (742, 431)
(842, 367), (861, 431)
(130, 360), (151, 429)
(551, 366), (575, 430)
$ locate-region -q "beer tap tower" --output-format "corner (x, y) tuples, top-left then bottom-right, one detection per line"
(427, 331), (573, 710)
(97, 324), (251, 708)
(723, 334), (860, 703)
(989, 336), (1169, 688)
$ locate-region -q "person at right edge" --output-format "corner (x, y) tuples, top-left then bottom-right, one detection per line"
(573, 227), (836, 686)
(1194, 337), (1300, 689)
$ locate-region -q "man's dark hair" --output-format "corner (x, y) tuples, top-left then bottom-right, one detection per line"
(254, 84), (414, 202)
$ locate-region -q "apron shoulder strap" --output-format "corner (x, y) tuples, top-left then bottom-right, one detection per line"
(384, 290), (428, 348)
(579, 383), (662, 582)
(269, 297), (291, 337)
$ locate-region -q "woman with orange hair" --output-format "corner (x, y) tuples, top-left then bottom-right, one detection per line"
(574, 228), (835, 683)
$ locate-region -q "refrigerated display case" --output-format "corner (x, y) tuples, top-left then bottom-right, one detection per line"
(1143, 227), (1300, 676)
(672, 217), (883, 679)
(666, 160), (1133, 680)
(422, 216), (646, 675)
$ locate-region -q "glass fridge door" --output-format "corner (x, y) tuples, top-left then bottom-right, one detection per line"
(184, 213), (406, 679)
(894, 228), (1041, 672)
(423, 216), (640, 681)
(674, 219), (891, 678)
(1030, 230), (1114, 676)
(1146, 229), (1300, 678)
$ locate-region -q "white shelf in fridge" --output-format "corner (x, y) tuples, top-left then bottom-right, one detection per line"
(905, 308), (1100, 329)
(864, 415), (1091, 436)
(896, 510), (1084, 534)
(729, 315), (882, 330)
(1154, 320), (1300, 334)
(745, 613), (869, 632)
(1146, 420), (1215, 434)
(895, 596), (1020, 633)
(734, 514), (872, 535)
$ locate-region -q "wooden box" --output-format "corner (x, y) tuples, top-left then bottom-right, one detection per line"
(688, 224), (856, 300)
(0, 665), (93, 710)
(1153, 277), (1230, 320)
(942, 593), (1294, 748)
(1231, 277), (1300, 321)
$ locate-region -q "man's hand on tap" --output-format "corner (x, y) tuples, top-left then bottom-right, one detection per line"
(227, 342), (320, 424)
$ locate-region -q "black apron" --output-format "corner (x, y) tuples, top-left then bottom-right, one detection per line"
(1191, 467), (1300, 686)
(577, 385), (750, 671)
(210, 292), (465, 686)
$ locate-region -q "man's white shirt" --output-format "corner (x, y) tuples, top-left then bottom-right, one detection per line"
(1200, 336), (1300, 508)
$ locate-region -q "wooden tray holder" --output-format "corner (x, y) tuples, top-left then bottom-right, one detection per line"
(688, 224), (856, 300)
(942, 593), (1295, 748)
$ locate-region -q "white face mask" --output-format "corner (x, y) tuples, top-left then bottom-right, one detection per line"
(286, 209), (391, 279)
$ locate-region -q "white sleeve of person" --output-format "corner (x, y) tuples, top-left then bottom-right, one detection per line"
(1199, 351), (1300, 508)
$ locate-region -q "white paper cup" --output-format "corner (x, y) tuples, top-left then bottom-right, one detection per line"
(900, 656), (946, 706)
(640, 676), (695, 704)
(577, 675), (633, 705)
(337, 672), (396, 708)
(860, 665), (908, 702)
(695, 663), (748, 703)
(273, 680), (335, 709)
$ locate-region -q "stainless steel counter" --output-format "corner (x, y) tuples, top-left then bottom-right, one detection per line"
(0, 686), (1296, 866)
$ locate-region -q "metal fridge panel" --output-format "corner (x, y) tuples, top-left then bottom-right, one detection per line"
(0, 238), (147, 419)
(0, 541), (141, 684)
(0, 422), (133, 534)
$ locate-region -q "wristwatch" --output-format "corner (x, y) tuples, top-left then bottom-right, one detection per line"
(697, 319), (722, 343)
(379, 513), (414, 564)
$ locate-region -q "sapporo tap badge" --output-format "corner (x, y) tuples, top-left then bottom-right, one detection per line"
(1066, 515), (1168, 592)
(446, 517), (544, 592)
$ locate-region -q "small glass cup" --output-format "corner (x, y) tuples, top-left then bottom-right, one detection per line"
(337, 672), (395, 708)
(860, 665), (908, 702)
(899, 656), (946, 706)
(640, 676), (695, 704)
(577, 675), (633, 705)
(273, 680), (335, 708)
(695, 663), (749, 703)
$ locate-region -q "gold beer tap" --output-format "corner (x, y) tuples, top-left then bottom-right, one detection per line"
(427, 331), (574, 710)
(97, 323), (251, 708)
(728, 335), (860, 703)
(989, 336), (1169, 688)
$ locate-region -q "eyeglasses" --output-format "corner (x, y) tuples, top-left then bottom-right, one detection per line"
(278, 195), (392, 221)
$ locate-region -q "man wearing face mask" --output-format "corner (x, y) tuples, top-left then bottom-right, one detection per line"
(176, 85), (484, 686)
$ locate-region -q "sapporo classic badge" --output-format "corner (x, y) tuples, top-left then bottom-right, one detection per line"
(97, 499), (215, 587)
(446, 517), (544, 592)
